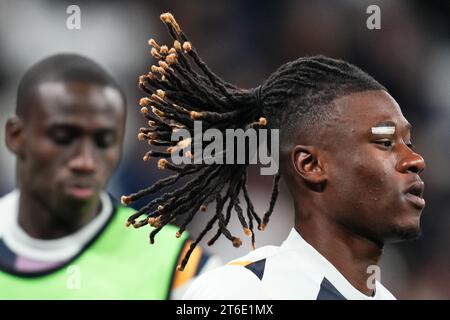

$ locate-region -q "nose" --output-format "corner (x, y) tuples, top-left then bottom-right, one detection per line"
(396, 147), (426, 175)
(68, 139), (96, 173)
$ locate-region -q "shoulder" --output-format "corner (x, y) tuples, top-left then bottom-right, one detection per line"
(0, 190), (19, 210)
(228, 245), (281, 265)
(182, 245), (283, 300)
(375, 282), (397, 300)
(0, 190), (19, 235)
(182, 264), (270, 300)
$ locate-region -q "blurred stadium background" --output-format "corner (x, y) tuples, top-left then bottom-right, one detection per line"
(0, 0), (449, 299)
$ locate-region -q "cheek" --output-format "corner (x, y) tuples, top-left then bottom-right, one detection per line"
(353, 162), (390, 202)
(26, 137), (62, 176)
(333, 153), (394, 210)
(97, 148), (121, 181)
(22, 139), (68, 196)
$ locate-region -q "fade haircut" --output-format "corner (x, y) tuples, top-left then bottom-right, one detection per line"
(16, 53), (125, 119)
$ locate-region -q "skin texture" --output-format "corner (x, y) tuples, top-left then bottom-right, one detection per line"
(285, 90), (425, 296)
(5, 81), (125, 239)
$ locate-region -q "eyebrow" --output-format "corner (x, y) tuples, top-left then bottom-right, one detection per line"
(371, 121), (395, 135)
(373, 121), (395, 128)
(370, 120), (412, 135)
(47, 123), (117, 134)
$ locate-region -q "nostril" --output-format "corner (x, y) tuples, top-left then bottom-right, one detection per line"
(408, 166), (420, 174)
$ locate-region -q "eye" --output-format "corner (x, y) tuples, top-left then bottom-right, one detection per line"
(49, 128), (75, 146)
(95, 131), (116, 148)
(374, 139), (393, 148)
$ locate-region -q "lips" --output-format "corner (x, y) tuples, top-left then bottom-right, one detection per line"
(68, 186), (95, 199)
(65, 182), (97, 200)
(404, 181), (425, 210)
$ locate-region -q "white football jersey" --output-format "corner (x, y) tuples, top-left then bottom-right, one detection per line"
(183, 228), (396, 300)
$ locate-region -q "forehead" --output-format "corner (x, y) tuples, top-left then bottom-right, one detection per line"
(31, 81), (124, 127)
(333, 90), (410, 132)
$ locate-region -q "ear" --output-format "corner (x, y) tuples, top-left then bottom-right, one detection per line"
(5, 117), (26, 159)
(292, 145), (327, 186)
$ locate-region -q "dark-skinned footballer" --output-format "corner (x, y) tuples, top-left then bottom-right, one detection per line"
(0, 54), (220, 299)
(122, 13), (426, 300)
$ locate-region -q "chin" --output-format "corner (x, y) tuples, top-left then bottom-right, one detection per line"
(56, 194), (95, 211)
(386, 223), (422, 243)
(66, 195), (98, 208)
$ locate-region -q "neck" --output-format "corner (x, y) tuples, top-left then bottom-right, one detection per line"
(295, 207), (383, 297)
(17, 188), (101, 240)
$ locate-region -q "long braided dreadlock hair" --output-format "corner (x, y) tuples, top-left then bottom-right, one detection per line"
(121, 13), (385, 271)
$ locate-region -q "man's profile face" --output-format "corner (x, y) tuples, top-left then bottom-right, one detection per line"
(322, 90), (426, 244)
(19, 81), (125, 217)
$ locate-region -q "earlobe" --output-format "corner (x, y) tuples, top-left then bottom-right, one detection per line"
(292, 145), (326, 185)
(5, 117), (25, 158)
